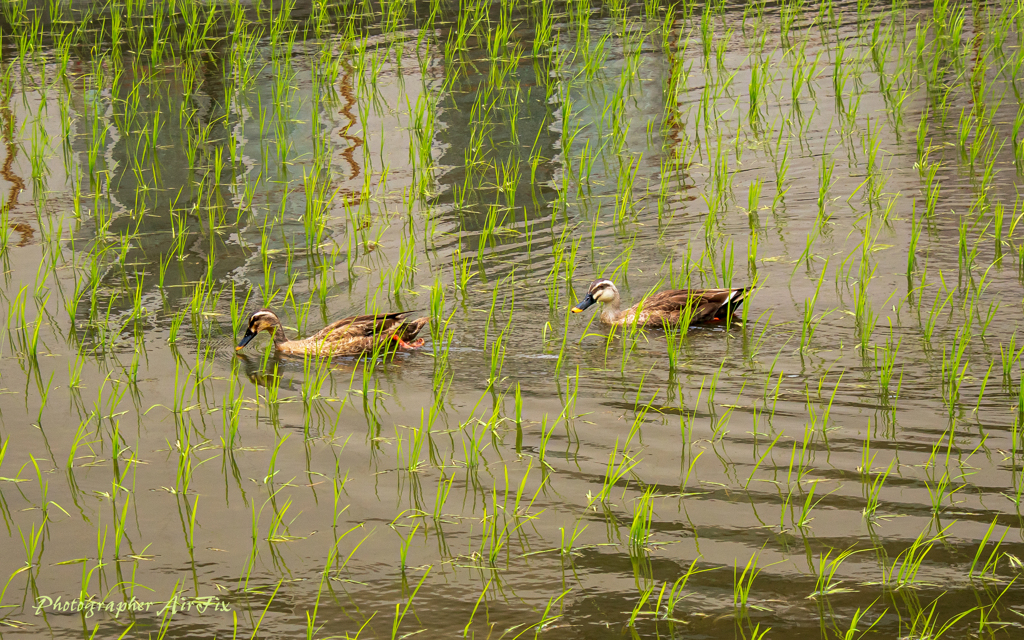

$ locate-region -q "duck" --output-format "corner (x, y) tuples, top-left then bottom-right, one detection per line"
(235, 309), (429, 356)
(571, 279), (750, 327)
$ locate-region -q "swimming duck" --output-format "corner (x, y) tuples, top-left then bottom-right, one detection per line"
(571, 279), (750, 327)
(235, 309), (429, 356)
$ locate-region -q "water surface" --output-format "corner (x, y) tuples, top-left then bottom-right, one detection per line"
(1, 0), (1023, 638)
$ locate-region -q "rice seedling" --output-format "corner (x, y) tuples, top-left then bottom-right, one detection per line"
(799, 260), (828, 350)
(968, 517), (1008, 582)
(817, 154), (835, 223)
(590, 434), (641, 507)
(899, 595), (981, 640)
(733, 551), (770, 611)
(808, 547), (863, 599)
(628, 486), (656, 557)
(876, 521), (951, 590)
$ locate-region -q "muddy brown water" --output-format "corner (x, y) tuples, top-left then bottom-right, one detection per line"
(0, 0), (1023, 638)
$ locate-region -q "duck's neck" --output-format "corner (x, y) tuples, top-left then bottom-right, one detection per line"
(269, 321), (289, 347)
(600, 294), (624, 324)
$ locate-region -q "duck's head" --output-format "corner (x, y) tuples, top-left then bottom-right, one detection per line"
(572, 279), (619, 313)
(236, 309), (281, 350)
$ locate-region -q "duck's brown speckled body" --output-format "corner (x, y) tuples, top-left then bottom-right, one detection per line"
(572, 279), (750, 327)
(236, 309), (429, 356)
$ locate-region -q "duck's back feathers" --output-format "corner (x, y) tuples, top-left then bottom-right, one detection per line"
(311, 311), (416, 340)
(637, 287), (750, 325)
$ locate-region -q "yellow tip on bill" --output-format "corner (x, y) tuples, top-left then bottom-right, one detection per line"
(571, 308), (582, 313)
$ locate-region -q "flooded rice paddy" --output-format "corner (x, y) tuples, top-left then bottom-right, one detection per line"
(1, 0), (1024, 637)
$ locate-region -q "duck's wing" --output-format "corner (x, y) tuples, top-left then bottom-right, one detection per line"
(309, 311), (414, 340)
(644, 287), (749, 323)
(394, 317), (430, 342)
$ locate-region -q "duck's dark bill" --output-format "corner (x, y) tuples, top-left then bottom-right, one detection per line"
(572, 293), (596, 313)
(236, 332), (256, 350)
